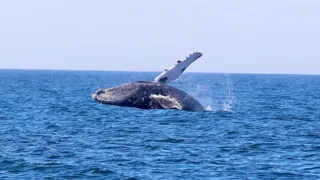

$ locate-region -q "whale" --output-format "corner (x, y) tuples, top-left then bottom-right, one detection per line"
(92, 81), (204, 112)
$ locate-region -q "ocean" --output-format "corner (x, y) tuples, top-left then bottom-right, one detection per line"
(0, 70), (319, 179)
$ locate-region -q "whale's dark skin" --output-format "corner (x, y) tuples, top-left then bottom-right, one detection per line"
(92, 81), (204, 111)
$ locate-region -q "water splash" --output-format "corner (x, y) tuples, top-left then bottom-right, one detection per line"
(173, 73), (235, 112)
(223, 102), (231, 111)
(221, 73), (235, 112)
(199, 73), (235, 112)
(205, 105), (213, 111)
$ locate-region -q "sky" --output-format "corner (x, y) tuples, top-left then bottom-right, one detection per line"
(0, 0), (319, 74)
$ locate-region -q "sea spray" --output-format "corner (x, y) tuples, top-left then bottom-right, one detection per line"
(222, 73), (235, 112)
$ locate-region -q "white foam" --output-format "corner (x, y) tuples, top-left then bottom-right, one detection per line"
(223, 102), (231, 111)
(205, 105), (213, 111)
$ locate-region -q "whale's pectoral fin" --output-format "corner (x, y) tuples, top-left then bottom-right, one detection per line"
(149, 94), (182, 110)
(154, 52), (202, 84)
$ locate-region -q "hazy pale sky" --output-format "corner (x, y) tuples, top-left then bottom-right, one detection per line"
(0, 0), (319, 74)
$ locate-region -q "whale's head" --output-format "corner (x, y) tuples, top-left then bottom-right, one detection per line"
(92, 83), (140, 106)
(92, 88), (124, 106)
(92, 89), (112, 104)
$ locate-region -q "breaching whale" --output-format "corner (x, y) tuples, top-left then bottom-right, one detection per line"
(93, 52), (204, 111)
(92, 81), (204, 111)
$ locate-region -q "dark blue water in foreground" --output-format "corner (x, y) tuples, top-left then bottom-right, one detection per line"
(0, 70), (319, 179)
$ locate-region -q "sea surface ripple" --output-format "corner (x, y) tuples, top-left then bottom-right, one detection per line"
(0, 70), (319, 179)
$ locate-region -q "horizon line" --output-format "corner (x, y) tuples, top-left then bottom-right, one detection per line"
(0, 68), (319, 76)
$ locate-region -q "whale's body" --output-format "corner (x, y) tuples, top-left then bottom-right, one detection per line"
(92, 81), (204, 111)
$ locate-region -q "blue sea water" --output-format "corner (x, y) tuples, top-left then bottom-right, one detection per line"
(0, 70), (319, 179)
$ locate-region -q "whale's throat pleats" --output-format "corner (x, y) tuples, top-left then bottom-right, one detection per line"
(149, 94), (182, 110)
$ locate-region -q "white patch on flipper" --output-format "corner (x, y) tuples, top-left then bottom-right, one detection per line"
(149, 94), (182, 110)
(154, 52), (202, 83)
